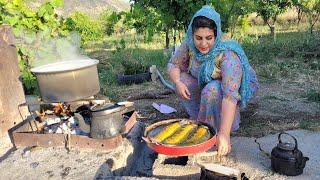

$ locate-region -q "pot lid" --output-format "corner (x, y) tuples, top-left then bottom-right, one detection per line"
(90, 103), (124, 114)
(277, 142), (295, 151)
(30, 59), (99, 73)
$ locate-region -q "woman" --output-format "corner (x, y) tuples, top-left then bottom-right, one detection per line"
(167, 6), (259, 156)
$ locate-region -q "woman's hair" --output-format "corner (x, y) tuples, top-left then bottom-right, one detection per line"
(192, 16), (217, 37)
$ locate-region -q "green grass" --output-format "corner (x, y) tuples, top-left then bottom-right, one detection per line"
(86, 34), (170, 100)
(303, 89), (320, 103)
(85, 26), (320, 101)
(299, 119), (320, 131)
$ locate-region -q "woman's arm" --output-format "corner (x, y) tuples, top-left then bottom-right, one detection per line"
(217, 98), (237, 155)
(167, 43), (191, 100)
(217, 51), (242, 156)
(169, 67), (191, 100)
(168, 66), (182, 84)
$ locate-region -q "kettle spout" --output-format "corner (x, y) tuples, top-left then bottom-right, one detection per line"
(298, 156), (309, 169)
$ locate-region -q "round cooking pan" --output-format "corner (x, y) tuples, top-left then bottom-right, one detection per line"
(143, 119), (217, 156)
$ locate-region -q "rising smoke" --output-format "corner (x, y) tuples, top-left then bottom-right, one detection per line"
(16, 31), (88, 68)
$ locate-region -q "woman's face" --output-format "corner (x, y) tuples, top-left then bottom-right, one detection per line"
(193, 27), (215, 54)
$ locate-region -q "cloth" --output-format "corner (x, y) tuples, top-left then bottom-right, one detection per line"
(185, 5), (256, 108)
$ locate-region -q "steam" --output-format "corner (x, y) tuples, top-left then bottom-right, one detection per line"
(16, 31), (88, 68)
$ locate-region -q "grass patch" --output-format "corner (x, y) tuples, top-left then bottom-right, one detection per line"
(85, 29), (320, 101)
(87, 35), (170, 101)
(299, 120), (320, 131)
(303, 89), (320, 103)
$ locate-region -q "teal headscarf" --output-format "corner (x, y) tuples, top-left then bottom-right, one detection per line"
(185, 5), (253, 108)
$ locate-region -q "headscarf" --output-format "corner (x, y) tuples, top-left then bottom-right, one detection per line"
(185, 5), (253, 108)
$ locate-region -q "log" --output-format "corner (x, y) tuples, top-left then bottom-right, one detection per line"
(127, 89), (173, 101)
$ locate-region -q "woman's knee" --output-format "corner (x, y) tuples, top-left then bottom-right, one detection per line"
(201, 81), (222, 101)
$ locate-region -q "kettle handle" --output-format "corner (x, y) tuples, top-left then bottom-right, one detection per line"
(278, 132), (298, 150)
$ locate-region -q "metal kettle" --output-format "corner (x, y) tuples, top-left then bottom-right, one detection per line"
(271, 132), (309, 176)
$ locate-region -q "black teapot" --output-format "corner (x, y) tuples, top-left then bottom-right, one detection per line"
(271, 132), (309, 176)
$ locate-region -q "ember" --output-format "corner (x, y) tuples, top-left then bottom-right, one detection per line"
(31, 100), (135, 137)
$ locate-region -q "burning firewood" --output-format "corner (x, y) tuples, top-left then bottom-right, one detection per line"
(53, 103), (72, 117)
(35, 110), (46, 122)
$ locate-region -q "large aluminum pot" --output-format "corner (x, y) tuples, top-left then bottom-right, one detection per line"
(31, 59), (100, 102)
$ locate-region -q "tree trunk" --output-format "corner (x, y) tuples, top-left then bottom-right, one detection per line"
(165, 28), (170, 49)
(309, 14), (320, 34)
(173, 29), (176, 46)
(270, 25), (275, 37)
(265, 17), (277, 41)
(0, 25), (28, 148)
(297, 8), (302, 25)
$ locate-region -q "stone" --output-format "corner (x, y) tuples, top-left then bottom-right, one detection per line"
(0, 25), (28, 148)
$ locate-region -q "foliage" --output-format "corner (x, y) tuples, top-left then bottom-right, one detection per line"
(70, 12), (103, 43)
(0, 0), (69, 36)
(121, 58), (148, 74)
(299, 0), (320, 33)
(100, 11), (123, 36)
(18, 55), (38, 94)
(124, 3), (162, 43)
(92, 28), (319, 101)
(241, 31), (320, 84)
(243, 31), (320, 63)
(113, 38), (126, 52)
(0, 0), (74, 94)
(128, 0), (207, 47)
(128, 0), (257, 47)
(255, 0), (298, 36)
(211, 0), (255, 32)
(93, 41), (170, 100)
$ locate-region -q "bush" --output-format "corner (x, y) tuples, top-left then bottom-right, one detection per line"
(70, 12), (103, 44)
(121, 58), (148, 74)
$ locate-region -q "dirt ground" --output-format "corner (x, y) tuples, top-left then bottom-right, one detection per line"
(0, 72), (319, 180)
(119, 77), (320, 137)
(0, 128), (319, 179)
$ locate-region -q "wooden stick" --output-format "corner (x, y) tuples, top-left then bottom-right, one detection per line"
(127, 89), (173, 101)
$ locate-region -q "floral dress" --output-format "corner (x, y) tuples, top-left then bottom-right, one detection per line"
(168, 43), (259, 131)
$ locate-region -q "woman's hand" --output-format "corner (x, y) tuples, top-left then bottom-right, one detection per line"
(217, 131), (231, 156)
(175, 81), (191, 100)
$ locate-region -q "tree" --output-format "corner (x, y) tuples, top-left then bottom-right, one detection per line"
(124, 4), (162, 42)
(300, 0), (320, 34)
(128, 0), (256, 48)
(0, 0), (74, 94)
(256, 0), (297, 38)
(129, 0), (207, 48)
(211, 0), (255, 37)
